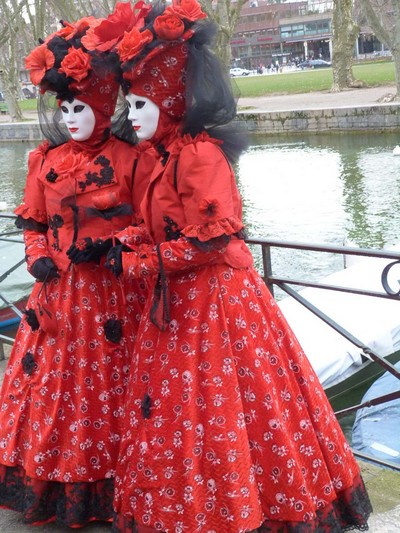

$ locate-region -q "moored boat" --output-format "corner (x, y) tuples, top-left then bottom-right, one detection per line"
(352, 361), (400, 467)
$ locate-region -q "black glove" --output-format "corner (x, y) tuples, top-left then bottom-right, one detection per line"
(67, 237), (112, 265)
(31, 257), (60, 282)
(105, 245), (124, 277)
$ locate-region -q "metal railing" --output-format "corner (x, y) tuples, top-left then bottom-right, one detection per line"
(247, 236), (400, 470)
(1, 212), (399, 469)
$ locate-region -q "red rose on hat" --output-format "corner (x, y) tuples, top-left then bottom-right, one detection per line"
(117, 28), (153, 63)
(82, 0), (151, 52)
(25, 45), (55, 86)
(65, 16), (99, 40)
(167, 0), (207, 22)
(59, 47), (91, 82)
(154, 14), (185, 41)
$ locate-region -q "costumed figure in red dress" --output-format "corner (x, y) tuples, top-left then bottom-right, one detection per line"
(106, 1), (372, 531)
(0, 3), (155, 528)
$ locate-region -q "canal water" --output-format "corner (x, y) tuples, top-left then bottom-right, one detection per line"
(1, 132), (400, 289)
(1, 133), (399, 444)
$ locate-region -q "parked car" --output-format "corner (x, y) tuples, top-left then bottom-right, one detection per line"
(298, 59), (332, 70)
(230, 67), (251, 77)
(22, 87), (37, 99)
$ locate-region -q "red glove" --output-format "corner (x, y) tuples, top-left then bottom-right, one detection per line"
(108, 236), (229, 279)
(114, 224), (153, 249)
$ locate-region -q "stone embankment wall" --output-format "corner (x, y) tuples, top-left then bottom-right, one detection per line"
(0, 103), (399, 140)
(0, 123), (42, 141)
(239, 103), (400, 135)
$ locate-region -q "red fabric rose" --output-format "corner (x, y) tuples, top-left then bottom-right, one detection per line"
(198, 198), (221, 220)
(117, 28), (153, 63)
(56, 152), (88, 179)
(59, 47), (91, 82)
(25, 45), (55, 86)
(65, 16), (99, 40)
(82, 0), (152, 52)
(167, 0), (207, 22)
(92, 191), (121, 210)
(154, 14), (185, 41)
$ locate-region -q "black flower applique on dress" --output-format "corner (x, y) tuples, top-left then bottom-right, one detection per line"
(23, 309), (40, 331)
(104, 318), (123, 343)
(78, 155), (115, 191)
(22, 351), (36, 375)
(45, 168), (58, 183)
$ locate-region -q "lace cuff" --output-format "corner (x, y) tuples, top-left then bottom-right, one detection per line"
(181, 216), (244, 242)
(15, 215), (48, 233)
(15, 205), (47, 226)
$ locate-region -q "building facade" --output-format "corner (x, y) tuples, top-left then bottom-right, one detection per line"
(231, 0), (386, 70)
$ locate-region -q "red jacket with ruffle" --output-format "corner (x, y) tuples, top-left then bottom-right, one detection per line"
(15, 137), (155, 272)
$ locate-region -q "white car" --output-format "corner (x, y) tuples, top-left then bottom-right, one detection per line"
(230, 67), (250, 77)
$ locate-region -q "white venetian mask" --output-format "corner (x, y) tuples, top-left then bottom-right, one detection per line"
(125, 93), (160, 142)
(60, 98), (96, 142)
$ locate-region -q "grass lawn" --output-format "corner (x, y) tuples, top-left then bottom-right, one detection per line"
(231, 60), (396, 98)
(18, 99), (38, 111)
(15, 61), (396, 111)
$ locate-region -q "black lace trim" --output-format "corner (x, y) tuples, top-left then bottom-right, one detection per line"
(149, 245), (170, 332)
(110, 475), (372, 532)
(0, 464), (113, 527)
(15, 215), (48, 233)
(48, 213), (64, 251)
(163, 216), (181, 241)
(78, 155), (115, 191)
(189, 234), (231, 252)
(156, 144), (170, 166)
(85, 203), (133, 221)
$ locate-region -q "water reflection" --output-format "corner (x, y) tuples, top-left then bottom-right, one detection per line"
(1, 134), (400, 284)
(237, 132), (400, 285)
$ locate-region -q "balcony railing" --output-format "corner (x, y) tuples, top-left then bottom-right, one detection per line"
(1, 213), (399, 470)
(247, 236), (400, 471)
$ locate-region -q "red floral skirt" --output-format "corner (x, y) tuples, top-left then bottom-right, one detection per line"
(112, 264), (372, 532)
(0, 262), (147, 526)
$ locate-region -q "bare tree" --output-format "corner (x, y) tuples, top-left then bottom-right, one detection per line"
(358, 0), (400, 97)
(331, 0), (364, 91)
(0, 0), (119, 121)
(0, 0), (31, 121)
(199, 0), (247, 67)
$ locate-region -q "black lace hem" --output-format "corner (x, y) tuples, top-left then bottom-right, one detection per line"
(0, 464), (113, 527)
(111, 474), (372, 533)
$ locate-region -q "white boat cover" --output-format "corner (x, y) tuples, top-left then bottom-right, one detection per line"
(352, 361), (400, 465)
(278, 247), (400, 388)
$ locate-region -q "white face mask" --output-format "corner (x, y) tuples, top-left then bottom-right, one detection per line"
(125, 93), (160, 142)
(60, 98), (96, 141)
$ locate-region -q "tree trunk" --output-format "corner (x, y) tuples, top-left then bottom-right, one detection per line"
(332, 0), (364, 91)
(359, 0), (400, 97)
(392, 49), (400, 99)
(200, 0), (247, 68)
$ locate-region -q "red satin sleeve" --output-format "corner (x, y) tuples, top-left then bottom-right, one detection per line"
(14, 143), (48, 224)
(176, 141), (244, 242)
